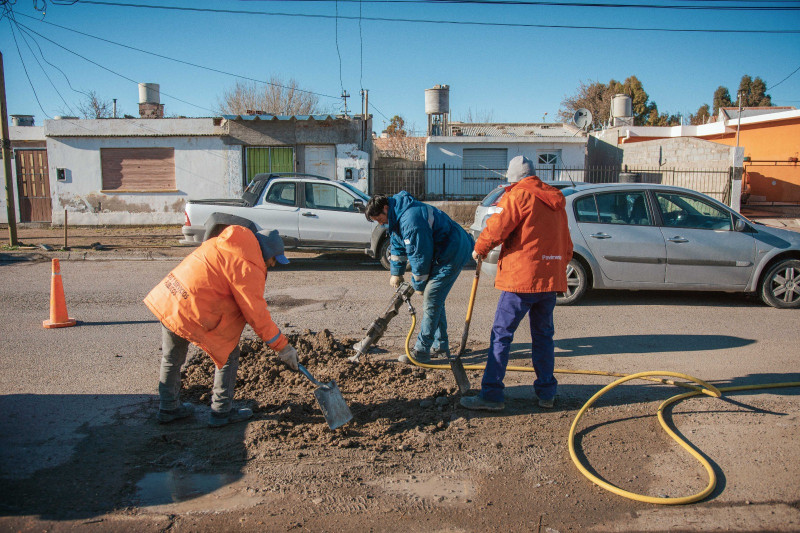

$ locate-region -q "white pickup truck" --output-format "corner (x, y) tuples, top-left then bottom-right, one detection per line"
(180, 173), (391, 269)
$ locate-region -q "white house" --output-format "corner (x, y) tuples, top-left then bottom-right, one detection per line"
(425, 122), (588, 198)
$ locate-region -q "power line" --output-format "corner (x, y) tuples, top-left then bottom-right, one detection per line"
(6, 17), (51, 118)
(232, 0), (800, 10)
(14, 12), (342, 100)
(14, 19), (222, 115)
(46, 1), (800, 33)
(767, 65), (800, 91)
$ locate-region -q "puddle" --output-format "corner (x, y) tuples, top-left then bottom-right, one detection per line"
(135, 471), (239, 506)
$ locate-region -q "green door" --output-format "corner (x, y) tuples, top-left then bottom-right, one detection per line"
(246, 147), (295, 183)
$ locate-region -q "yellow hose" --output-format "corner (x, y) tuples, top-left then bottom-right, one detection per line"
(402, 313), (800, 504)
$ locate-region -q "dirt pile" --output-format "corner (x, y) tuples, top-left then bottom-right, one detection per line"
(182, 329), (460, 453)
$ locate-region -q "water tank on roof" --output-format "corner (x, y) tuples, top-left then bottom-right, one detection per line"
(11, 115), (35, 126)
(139, 83), (161, 104)
(612, 93), (632, 118)
(425, 85), (449, 115)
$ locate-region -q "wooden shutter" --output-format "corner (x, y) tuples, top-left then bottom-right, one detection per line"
(101, 148), (175, 191)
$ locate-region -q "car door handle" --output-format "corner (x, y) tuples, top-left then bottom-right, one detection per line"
(590, 233), (612, 239)
(668, 236), (689, 243)
(302, 212), (317, 217)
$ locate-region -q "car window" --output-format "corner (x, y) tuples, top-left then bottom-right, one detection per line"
(655, 192), (732, 230)
(589, 191), (652, 226)
(264, 182), (296, 206)
(574, 195), (599, 222)
(305, 183), (357, 211)
(481, 186), (507, 207)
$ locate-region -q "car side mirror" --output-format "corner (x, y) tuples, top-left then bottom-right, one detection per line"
(734, 218), (747, 232)
(354, 200), (366, 213)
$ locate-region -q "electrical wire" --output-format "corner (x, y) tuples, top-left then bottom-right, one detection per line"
(767, 65), (800, 91)
(14, 12), (341, 100)
(44, 1), (800, 34)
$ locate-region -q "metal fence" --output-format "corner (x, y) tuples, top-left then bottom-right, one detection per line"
(370, 165), (734, 204)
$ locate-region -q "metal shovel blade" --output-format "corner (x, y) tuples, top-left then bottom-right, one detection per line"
(448, 356), (471, 394)
(298, 364), (353, 430)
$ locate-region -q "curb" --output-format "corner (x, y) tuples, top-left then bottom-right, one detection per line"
(0, 251), (186, 263)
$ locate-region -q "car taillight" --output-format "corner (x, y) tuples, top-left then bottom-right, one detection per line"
(184, 212), (191, 226)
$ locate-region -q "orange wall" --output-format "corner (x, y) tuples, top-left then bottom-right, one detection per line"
(617, 118), (800, 203)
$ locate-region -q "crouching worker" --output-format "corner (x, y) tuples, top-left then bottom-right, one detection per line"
(365, 192), (473, 364)
(144, 226), (299, 427)
(461, 156), (572, 412)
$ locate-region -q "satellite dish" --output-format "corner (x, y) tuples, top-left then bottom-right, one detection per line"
(573, 108), (592, 130)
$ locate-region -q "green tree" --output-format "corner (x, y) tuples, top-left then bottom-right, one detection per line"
(712, 86), (733, 117)
(735, 75), (772, 107)
(559, 75), (658, 127)
(385, 115), (407, 137)
(689, 104), (711, 125)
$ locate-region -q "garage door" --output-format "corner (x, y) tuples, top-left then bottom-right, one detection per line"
(463, 148), (507, 179)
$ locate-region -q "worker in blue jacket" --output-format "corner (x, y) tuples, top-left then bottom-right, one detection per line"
(365, 192), (474, 364)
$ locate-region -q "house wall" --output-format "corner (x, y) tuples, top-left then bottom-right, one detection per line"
(609, 114), (800, 203)
(46, 134), (240, 225)
(2, 126), (48, 223)
(425, 137), (587, 196)
(225, 116), (373, 188)
(697, 117), (800, 203)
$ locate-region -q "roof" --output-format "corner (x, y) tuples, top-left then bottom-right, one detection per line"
(222, 114), (362, 122)
(448, 122), (583, 138)
(719, 107), (796, 121)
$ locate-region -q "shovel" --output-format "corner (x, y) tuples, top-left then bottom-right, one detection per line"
(297, 363), (353, 430)
(450, 258), (482, 394)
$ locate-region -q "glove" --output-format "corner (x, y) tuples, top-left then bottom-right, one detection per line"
(472, 250), (484, 262)
(390, 275), (403, 288)
(278, 345), (299, 371)
(413, 289), (423, 296)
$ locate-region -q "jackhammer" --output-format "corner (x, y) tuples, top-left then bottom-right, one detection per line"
(349, 282), (415, 363)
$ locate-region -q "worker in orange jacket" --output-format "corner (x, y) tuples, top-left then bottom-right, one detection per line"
(461, 156), (573, 412)
(144, 226), (298, 427)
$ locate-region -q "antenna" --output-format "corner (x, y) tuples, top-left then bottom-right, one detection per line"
(573, 108), (592, 131)
(341, 90), (350, 116)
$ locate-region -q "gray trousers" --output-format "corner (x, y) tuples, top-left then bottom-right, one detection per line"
(158, 324), (241, 415)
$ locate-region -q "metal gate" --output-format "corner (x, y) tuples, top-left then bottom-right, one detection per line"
(15, 149), (52, 222)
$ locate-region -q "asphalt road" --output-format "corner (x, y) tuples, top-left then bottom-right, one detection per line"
(1, 255), (798, 530)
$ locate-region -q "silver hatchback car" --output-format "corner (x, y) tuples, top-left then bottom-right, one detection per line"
(470, 182), (800, 308)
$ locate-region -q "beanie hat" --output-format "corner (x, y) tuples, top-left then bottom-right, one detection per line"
(255, 229), (289, 265)
(506, 155), (535, 183)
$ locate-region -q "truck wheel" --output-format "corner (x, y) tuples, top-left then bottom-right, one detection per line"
(379, 238), (391, 270)
(556, 259), (588, 306)
(759, 259), (800, 309)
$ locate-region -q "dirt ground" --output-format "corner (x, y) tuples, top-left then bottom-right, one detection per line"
(5, 327), (797, 532)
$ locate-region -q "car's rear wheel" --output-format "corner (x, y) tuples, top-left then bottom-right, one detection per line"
(759, 259), (800, 309)
(557, 259), (588, 306)
(379, 238), (391, 270)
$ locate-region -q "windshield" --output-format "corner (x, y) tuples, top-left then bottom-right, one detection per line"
(339, 181), (370, 201)
(481, 187), (507, 207)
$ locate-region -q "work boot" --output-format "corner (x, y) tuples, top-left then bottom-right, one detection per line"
(208, 407), (254, 428)
(431, 346), (451, 358)
(157, 402), (194, 424)
(397, 349), (431, 365)
(459, 395), (504, 412)
(538, 397), (555, 409)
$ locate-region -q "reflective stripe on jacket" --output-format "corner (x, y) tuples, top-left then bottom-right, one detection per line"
(387, 191), (473, 291)
(475, 175), (573, 293)
(144, 225), (288, 368)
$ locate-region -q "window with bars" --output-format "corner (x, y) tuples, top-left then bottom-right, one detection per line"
(245, 146), (295, 183)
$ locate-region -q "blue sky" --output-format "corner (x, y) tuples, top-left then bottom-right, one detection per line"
(2, 1), (799, 134)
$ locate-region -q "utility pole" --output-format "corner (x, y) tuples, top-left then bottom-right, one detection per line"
(0, 51), (19, 246)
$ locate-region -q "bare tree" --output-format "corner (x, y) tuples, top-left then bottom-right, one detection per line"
(217, 77), (322, 115)
(76, 91), (113, 119)
(458, 107), (495, 123)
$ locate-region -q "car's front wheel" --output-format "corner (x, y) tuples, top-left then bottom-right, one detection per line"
(379, 238), (391, 270)
(557, 259), (588, 306)
(760, 258), (800, 309)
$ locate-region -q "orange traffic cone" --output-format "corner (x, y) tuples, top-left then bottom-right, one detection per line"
(43, 258), (77, 329)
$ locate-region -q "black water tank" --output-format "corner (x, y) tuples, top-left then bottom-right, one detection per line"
(619, 172), (641, 183)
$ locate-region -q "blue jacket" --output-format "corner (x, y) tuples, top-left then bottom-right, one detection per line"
(387, 191), (472, 291)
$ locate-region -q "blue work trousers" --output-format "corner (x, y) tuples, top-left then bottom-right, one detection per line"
(414, 234), (473, 355)
(480, 291), (558, 403)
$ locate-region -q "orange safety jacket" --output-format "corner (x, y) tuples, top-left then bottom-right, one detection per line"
(474, 175), (573, 293)
(144, 225), (288, 368)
